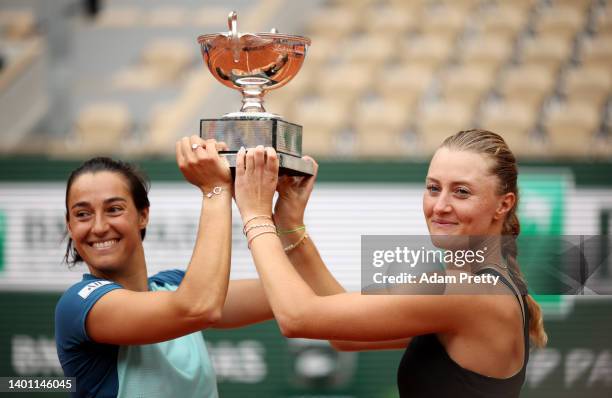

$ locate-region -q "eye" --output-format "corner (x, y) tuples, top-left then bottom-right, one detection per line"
(108, 205), (124, 214)
(455, 187), (471, 197)
(426, 184), (440, 194)
(74, 210), (91, 219)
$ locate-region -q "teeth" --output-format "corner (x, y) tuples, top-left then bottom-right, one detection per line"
(92, 240), (118, 249)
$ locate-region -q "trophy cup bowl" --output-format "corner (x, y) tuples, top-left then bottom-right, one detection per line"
(197, 11), (314, 176)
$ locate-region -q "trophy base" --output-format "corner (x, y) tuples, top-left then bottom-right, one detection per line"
(221, 152), (314, 176)
(200, 116), (313, 176)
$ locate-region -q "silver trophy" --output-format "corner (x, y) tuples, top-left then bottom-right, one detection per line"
(198, 11), (313, 175)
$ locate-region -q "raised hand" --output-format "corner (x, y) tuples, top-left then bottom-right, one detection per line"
(176, 136), (232, 193)
(273, 156), (318, 230)
(234, 145), (279, 223)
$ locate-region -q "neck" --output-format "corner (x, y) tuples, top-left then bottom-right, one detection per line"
(89, 247), (149, 292)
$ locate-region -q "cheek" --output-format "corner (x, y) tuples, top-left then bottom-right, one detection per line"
(422, 194), (433, 217)
(68, 220), (87, 241)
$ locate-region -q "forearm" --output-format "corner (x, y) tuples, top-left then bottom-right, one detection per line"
(176, 189), (232, 319)
(284, 234), (345, 296)
(212, 279), (273, 329)
(249, 233), (316, 332)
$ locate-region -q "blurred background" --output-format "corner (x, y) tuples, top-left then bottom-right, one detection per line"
(0, 0), (611, 397)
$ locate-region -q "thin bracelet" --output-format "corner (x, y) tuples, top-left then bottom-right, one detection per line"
(277, 225), (305, 236)
(248, 230), (277, 249)
(203, 186), (223, 198)
(244, 223), (276, 236)
(242, 215), (273, 234)
(284, 232), (309, 253)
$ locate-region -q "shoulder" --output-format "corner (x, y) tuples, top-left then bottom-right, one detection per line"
(149, 269), (186, 289)
(55, 277), (123, 346)
(56, 277), (123, 316)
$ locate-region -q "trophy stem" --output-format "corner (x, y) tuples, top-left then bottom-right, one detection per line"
(239, 81), (267, 113)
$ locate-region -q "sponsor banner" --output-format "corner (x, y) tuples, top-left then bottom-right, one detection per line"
(0, 293), (610, 397)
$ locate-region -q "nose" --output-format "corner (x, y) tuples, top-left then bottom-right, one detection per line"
(92, 213), (109, 236)
(432, 191), (452, 214)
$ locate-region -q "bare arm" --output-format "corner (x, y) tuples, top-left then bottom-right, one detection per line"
(234, 147), (492, 342)
(274, 159), (408, 351)
(86, 137), (232, 345)
(210, 279), (273, 329)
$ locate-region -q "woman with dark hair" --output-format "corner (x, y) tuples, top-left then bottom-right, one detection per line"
(55, 137), (342, 397)
(234, 130), (547, 398)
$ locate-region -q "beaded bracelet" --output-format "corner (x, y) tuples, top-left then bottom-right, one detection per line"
(247, 230), (277, 249)
(277, 225), (306, 236)
(244, 223), (276, 236)
(283, 232), (309, 253)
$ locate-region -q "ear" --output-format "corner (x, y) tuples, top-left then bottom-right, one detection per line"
(494, 192), (516, 220)
(138, 207), (150, 230)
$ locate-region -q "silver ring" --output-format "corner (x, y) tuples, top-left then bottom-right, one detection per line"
(191, 143), (201, 151)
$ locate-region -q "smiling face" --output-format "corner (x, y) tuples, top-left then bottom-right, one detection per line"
(423, 147), (514, 238)
(66, 171), (148, 275)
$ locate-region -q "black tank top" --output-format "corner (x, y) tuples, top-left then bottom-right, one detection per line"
(396, 268), (530, 398)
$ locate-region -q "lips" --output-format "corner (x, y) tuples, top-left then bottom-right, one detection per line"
(431, 219), (458, 225)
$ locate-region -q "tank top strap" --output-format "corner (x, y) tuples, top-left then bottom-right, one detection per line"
(474, 267), (526, 329)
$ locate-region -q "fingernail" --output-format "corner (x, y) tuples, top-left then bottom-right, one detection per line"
(256, 145), (264, 149)
(239, 146), (245, 153)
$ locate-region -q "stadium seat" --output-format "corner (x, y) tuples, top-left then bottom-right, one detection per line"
(499, 65), (556, 110)
(401, 35), (453, 70)
(355, 98), (411, 133)
(75, 103), (131, 154)
(365, 6), (416, 35)
(521, 36), (573, 72)
(141, 39), (194, 83)
(307, 7), (358, 39)
(316, 64), (373, 103)
(295, 97), (350, 134)
(480, 101), (538, 155)
(377, 64), (434, 110)
(356, 126), (411, 157)
(581, 36), (612, 69)
(563, 66), (611, 109)
(419, 6), (467, 41)
(534, 6), (585, 41)
(342, 35), (395, 71)
(417, 101), (473, 152)
(306, 36), (339, 69)
(481, 5), (528, 41)
(440, 66), (496, 109)
(545, 102), (601, 156)
(595, 8), (612, 36)
(460, 36), (514, 74)
(550, 0), (592, 13)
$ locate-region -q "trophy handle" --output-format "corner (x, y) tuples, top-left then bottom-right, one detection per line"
(228, 11), (241, 63)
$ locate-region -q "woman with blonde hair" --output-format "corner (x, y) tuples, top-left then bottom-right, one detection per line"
(234, 129), (547, 397)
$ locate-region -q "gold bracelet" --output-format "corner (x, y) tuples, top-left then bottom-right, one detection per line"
(242, 215), (273, 234)
(247, 230), (277, 250)
(277, 225), (306, 236)
(244, 223), (276, 236)
(283, 232), (309, 253)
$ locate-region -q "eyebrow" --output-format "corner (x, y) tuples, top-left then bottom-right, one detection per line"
(70, 197), (128, 210)
(425, 177), (474, 186)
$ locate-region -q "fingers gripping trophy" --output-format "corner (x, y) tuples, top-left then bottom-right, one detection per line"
(198, 11), (314, 176)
